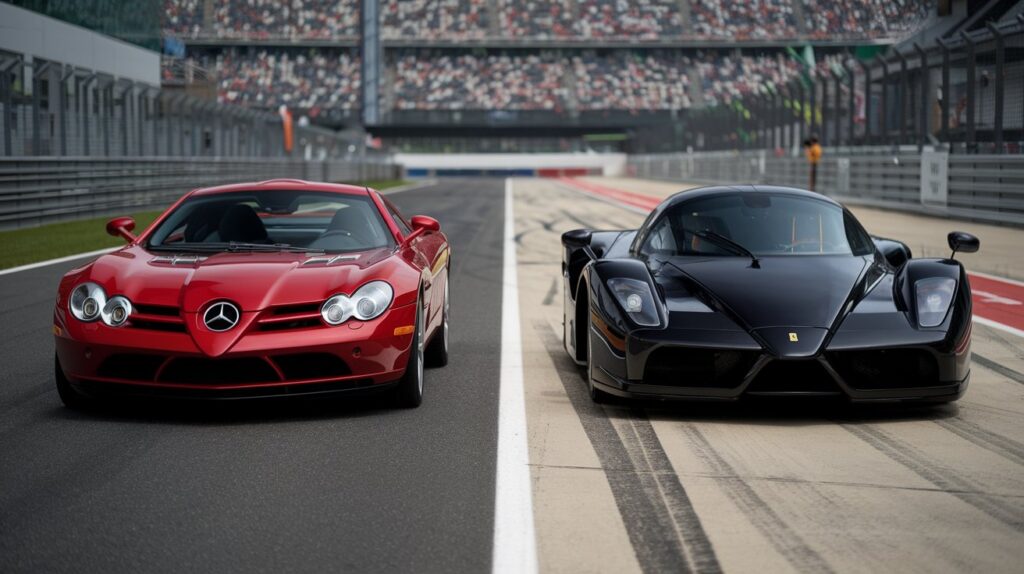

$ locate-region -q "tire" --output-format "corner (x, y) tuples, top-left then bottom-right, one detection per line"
(55, 355), (94, 410)
(425, 273), (449, 368)
(585, 308), (612, 404)
(395, 298), (425, 408)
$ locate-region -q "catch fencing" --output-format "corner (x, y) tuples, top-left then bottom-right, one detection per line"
(628, 149), (1024, 227)
(0, 157), (399, 230)
(686, 16), (1024, 156)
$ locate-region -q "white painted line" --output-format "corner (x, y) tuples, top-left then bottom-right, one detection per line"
(0, 247), (117, 277)
(492, 178), (538, 574)
(970, 270), (1024, 289)
(973, 316), (1024, 339)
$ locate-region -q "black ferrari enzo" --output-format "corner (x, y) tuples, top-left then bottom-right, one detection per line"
(562, 185), (979, 403)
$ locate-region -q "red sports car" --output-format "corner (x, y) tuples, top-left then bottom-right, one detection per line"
(53, 179), (450, 408)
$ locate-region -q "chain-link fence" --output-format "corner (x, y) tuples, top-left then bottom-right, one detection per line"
(685, 16), (1024, 155)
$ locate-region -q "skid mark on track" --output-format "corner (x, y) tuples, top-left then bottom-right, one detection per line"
(535, 321), (721, 574)
(679, 424), (836, 574)
(974, 353), (1024, 386)
(541, 277), (558, 306)
(842, 424), (1024, 530)
(933, 418), (1024, 468)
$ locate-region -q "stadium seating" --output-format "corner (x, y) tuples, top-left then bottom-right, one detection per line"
(218, 49), (360, 110)
(382, 0), (489, 40)
(572, 51), (690, 110)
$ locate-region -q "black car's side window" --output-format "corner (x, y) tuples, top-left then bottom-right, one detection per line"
(640, 216), (677, 256)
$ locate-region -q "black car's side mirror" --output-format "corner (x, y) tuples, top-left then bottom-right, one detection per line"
(562, 229), (592, 248)
(874, 238), (912, 269)
(948, 231), (980, 259)
(562, 229), (597, 260)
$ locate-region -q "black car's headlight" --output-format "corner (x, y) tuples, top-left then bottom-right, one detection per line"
(321, 281), (394, 326)
(607, 278), (660, 327)
(915, 277), (956, 328)
(69, 282), (107, 322)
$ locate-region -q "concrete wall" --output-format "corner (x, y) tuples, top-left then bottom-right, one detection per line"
(0, 3), (159, 86)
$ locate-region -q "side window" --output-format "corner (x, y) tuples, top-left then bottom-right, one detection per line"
(383, 197), (413, 236)
(641, 216), (677, 255)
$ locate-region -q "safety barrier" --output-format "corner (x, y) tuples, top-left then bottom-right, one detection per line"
(0, 157), (399, 230)
(628, 150), (1024, 227)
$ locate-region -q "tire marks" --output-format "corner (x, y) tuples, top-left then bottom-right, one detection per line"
(974, 353), (1024, 386)
(933, 418), (1024, 468)
(535, 321), (721, 574)
(842, 424), (1024, 530)
(679, 424), (836, 574)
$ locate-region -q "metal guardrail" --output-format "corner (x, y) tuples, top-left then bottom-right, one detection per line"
(627, 150), (1024, 227)
(0, 157), (400, 230)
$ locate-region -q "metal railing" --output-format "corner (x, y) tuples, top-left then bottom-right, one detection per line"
(628, 149), (1024, 227)
(0, 157), (399, 230)
(685, 16), (1024, 155)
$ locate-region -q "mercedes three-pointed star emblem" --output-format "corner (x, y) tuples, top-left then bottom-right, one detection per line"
(203, 301), (240, 332)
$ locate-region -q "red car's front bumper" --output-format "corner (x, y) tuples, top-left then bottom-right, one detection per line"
(54, 301), (418, 399)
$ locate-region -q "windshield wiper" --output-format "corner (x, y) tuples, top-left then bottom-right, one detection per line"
(149, 242), (323, 254)
(691, 230), (760, 268)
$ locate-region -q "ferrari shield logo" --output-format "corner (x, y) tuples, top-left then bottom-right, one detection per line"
(789, 332), (799, 342)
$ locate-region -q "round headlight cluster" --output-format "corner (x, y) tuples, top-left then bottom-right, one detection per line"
(321, 281), (394, 326)
(69, 282), (132, 327)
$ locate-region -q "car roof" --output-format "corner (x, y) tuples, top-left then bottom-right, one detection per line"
(189, 179), (372, 197)
(662, 184), (842, 208)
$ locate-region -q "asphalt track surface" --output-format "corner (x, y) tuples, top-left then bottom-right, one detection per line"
(0, 178), (505, 573)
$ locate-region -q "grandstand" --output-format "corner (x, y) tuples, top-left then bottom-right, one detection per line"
(155, 0), (1007, 152)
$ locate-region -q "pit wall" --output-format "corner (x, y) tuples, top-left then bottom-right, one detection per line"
(628, 149), (1024, 228)
(395, 153), (627, 178)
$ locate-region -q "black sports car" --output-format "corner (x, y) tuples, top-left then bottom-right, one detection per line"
(562, 185), (979, 403)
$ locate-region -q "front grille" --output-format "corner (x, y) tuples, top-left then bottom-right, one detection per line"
(826, 349), (939, 390)
(643, 348), (759, 388)
(257, 318), (322, 332)
(159, 357), (279, 384)
(256, 303), (324, 332)
(746, 360), (840, 394)
(271, 353), (351, 381)
(129, 319), (188, 333)
(97, 353), (165, 381)
(133, 303), (180, 317)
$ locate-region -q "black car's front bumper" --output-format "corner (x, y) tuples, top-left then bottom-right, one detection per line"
(588, 321), (971, 403)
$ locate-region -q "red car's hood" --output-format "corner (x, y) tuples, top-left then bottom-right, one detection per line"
(78, 246), (400, 312)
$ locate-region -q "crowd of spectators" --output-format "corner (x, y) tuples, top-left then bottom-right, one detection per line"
(803, 0), (933, 40)
(498, 0), (575, 39)
(163, 0), (934, 41)
(382, 0), (489, 40)
(695, 52), (801, 106)
(162, 0), (202, 38)
(391, 52), (569, 110)
(572, 51), (690, 110)
(573, 1), (685, 39)
(217, 49), (360, 111)
(691, 0), (800, 40)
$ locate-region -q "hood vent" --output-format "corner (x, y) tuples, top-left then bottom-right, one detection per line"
(151, 255), (209, 266)
(301, 254), (361, 267)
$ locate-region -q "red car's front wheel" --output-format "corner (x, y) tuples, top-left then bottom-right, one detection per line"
(394, 298), (425, 408)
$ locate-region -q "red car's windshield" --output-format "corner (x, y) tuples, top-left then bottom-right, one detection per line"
(147, 191), (394, 253)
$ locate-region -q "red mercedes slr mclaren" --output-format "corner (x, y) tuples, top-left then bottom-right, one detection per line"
(53, 179), (450, 408)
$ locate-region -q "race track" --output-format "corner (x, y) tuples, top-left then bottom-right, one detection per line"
(1, 177), (1023, 573)
(0, 179), (506, 573)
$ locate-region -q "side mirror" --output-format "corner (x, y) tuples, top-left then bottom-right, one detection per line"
(561, 229), (593, 249)
(873, 238), (912, 269)
(947, 231), (979, 259)
(106, 216), (137, 243)
(402, 215), (440, 245)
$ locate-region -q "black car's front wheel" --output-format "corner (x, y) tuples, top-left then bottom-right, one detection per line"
(395, 299), (425, 408)
(55, 355), (93, 410)
(585, 308), (612, 404)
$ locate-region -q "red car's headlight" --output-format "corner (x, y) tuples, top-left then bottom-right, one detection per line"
(321, 281), (394, 326)
(70, 282), (107, 322)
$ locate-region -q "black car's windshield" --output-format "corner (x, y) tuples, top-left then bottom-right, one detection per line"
(147, 191), (394, 253)
(640, 193), (874, 257)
